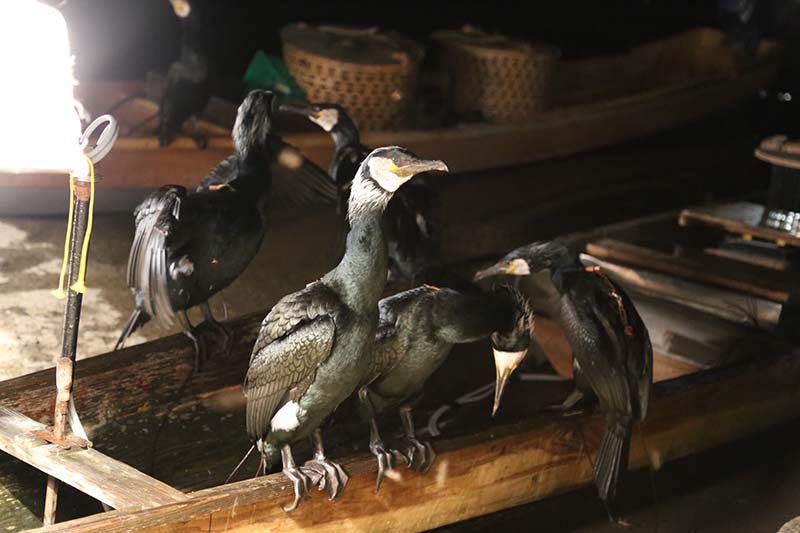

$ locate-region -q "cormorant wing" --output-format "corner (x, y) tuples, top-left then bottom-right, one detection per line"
(616, 283), (653, 421)
(563, 282), (634, 421)
(244, 281), (340, 441)
(268, 137), (338, 209)
(127, 185), (188, 328)
(196, 155), (237, 192)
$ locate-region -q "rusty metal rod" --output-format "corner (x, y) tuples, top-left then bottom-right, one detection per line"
(43, 182), (91, 526)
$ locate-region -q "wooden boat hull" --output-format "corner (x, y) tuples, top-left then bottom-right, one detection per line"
(0, 28), (781, 199)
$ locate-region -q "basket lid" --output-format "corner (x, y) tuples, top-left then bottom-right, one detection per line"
(431, 25), (559, 57)
(281, 23), (423, 66)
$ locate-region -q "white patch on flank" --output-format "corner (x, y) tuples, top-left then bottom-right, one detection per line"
(169, 255), (194, 280)
(492, 348), (527, 375)
(310, 108), (339, 132)
(271, 401), (304, 432)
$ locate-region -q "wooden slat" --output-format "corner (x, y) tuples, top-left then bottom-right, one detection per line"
(586, 238), (798, 302)
(35, 347), (800, 533)
(679, 202), (800, 248)
(580, 254), (783, 327)
(0, 407), (187, 511)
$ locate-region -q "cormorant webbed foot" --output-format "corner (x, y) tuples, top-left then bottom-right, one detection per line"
(397, 405), (436, 473)
(179, 311), (207, 372)
(201, 302), (234, 356)
(303, 429), (349, 501)
(368, 418), (396, 492)
(280, 444), (313, 512)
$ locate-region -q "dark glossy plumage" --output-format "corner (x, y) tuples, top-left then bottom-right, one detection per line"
(280, 101), (443, 283)
(117, 90), (336, 362)
(243, 147), (448, 510)
(474, 241), (652, 505)
(357, 284), (531, 487)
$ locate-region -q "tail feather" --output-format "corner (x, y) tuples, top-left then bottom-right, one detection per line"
(593, 426), (630, 503)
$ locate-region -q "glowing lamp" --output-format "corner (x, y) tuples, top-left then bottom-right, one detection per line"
(0, 0), (86, 175)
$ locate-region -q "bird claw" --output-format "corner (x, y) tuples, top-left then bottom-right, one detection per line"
(369, 441), (396, 492)
(396, 436), (436, 474)
(303, 457), (349, 501)
(281, 466), (314, 512)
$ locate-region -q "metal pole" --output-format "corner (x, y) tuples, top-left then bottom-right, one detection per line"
(42, 181), (90, 526)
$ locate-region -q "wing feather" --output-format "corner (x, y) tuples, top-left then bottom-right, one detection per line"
(127, 185), (187, 327)
(243, 281), (340, 441)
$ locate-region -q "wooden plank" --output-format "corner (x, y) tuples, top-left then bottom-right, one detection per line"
(0, 407), (187, 511)
(679, 202), (800, 248)
(35, 346), (800, 532)
(580, 254), (782, 327)
(585, 238), (798, 302)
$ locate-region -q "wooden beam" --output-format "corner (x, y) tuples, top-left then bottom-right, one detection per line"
(34, 347), (800, 533)
(679, 202), (800, 248)
(586, 238), (798, 302)
(0, 407), (187, 511)
(580, 254), (783, 327)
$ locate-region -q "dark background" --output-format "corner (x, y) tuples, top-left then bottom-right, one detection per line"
(60, 0), (796, 81)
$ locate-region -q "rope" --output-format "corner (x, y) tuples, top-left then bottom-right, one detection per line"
(52, 156), (95, 297)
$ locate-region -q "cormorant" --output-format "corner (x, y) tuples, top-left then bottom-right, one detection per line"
(359, 284), (533, 490)
(280, 100), (443, 284)
(159, 0), (209, 148)
(474, 241), (652, 509)
(116, 90), (337, 369)
(244, 147), (448, 511)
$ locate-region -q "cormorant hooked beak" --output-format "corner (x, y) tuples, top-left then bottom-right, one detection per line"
(280, 101), (340, 132)
(368, 150), (449, 192)
(492, 348), (526, 416)
(169, 0), (191, 18)
(474, 258), (531, 281)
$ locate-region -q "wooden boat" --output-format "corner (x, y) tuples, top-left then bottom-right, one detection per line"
(0, 27), (781, 198)
(0, 204), (798, 531)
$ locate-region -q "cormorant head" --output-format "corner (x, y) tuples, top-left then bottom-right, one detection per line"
(233, 90), (275, 157)
(168, 0), (191, 18)
(474, 241), (572, 281)
(490, 286), (533, 416)
(349, 146), (448, 221)
(280, 100), (348, 133)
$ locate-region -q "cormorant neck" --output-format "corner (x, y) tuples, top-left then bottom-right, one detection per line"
(329, 209), (388, 312)
(331, 119), (360, 151)
(179, 17), (207, 67)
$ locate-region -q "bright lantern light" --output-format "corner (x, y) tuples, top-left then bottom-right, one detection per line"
(0, 0), (86, 175)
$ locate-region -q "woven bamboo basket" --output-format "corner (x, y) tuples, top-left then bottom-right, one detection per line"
(282, 24), (423, 130)
(433, 27), (559, 124)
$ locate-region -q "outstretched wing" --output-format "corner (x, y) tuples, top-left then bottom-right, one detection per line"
(127, 185), (187, 327)
(244, 281), (340, 441)
(267, 138), (338, 208)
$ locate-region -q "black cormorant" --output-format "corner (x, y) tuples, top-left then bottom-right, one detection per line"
(244, 147), (448, 511)
(474, 241), (652, 509)
(280, 101), (443, 284)
(159, 0), (209, 148)
(359, 284), (533, 490)
(116, 90), (336, 369)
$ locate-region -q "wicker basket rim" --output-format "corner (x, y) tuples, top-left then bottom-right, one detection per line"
(284, 43), (421, 74)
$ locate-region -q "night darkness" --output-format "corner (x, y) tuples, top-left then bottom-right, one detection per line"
(62, 1), (731, 82)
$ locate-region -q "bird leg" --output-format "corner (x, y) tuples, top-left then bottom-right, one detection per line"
(303, 429), (349, 501)
(396, 405), (436, 474)
(545, 389), (586, 416)
(200, 302), (234, 356)
(280, 444), (313, 512)
(190, 116), (209, 150)
(358, 387), (395, 492)
(178, 311), (207, 372)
